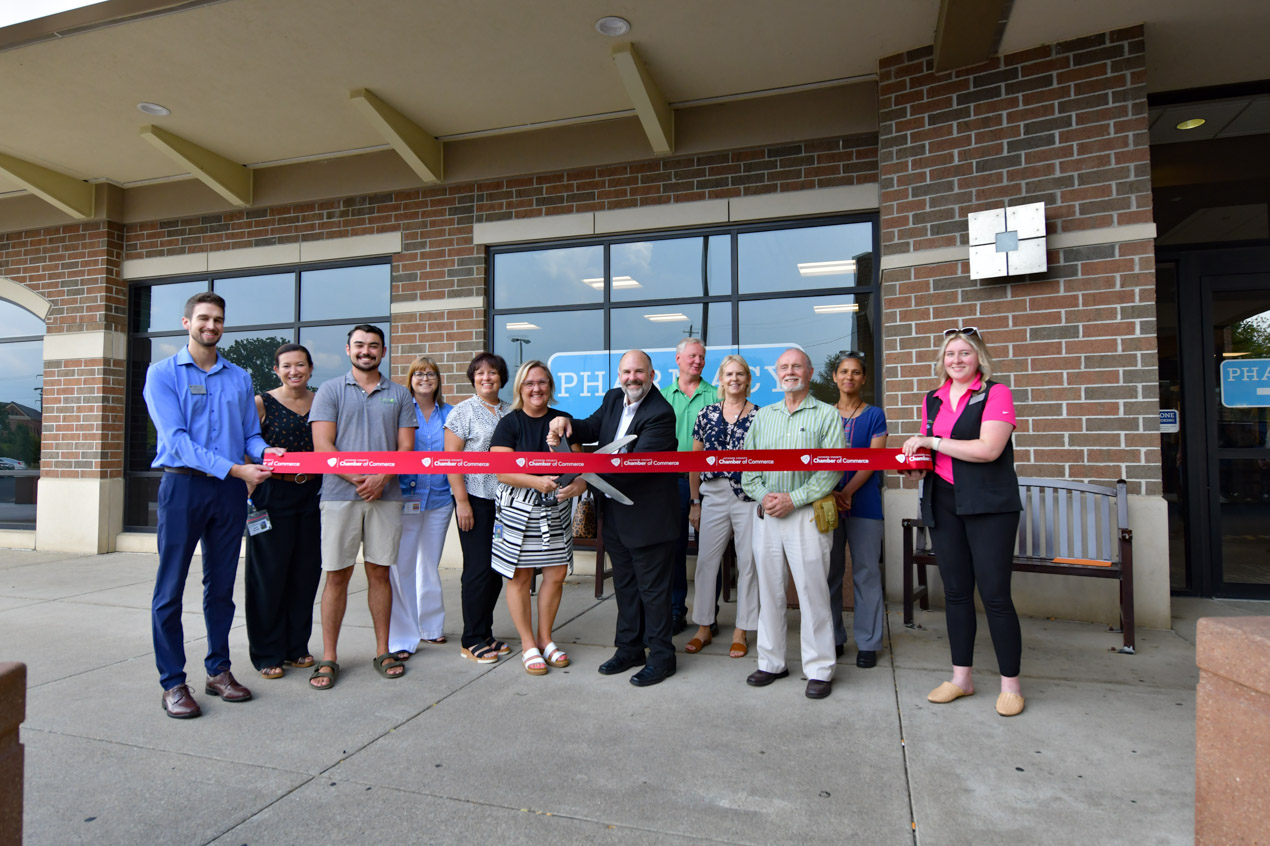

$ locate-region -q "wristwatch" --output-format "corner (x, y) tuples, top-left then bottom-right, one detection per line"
(689, 498), (701, 505)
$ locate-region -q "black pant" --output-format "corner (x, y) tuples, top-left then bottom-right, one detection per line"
(929, 476), (1022, 678)
(457, 496), (503, 649)
(244, 478), (322, 670)
(605, 524), (677, 671)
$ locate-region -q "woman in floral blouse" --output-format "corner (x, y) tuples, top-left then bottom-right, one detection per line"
(685, 354), (758, 658)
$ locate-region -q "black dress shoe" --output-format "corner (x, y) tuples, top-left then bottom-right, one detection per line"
(630, 664), (676, 687)
(671, 615), (687, 635)
(746, 668), (789, 687)
(856, 650), (877, 669)
(598, 652), (646, 675)
(805, 679), (833, 699)
(835, 643), (845, 658)
(709, 621), (719, 636)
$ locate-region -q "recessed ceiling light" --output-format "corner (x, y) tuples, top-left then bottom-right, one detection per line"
(505, 321), (540, 331)
(1175, 118), (1205, 130)
(582, 275), (641, 289)
(644, 312), (689, 322)
(812, 303), (859, 314)
(595, 15), (630, 37)
(137, 102), (171, 117)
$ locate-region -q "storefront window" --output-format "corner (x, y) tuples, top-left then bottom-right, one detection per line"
(124, 260), (392, 530)
(0, 299), (44, 529)
(489, 217), (878, 419)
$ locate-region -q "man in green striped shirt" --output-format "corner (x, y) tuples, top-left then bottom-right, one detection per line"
(741, 348), (844, 700)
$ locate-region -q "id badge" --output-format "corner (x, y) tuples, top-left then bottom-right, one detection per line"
(492, 521), (504, 543)
(246, 506), (272, 535)
(403, 498), (422, 515)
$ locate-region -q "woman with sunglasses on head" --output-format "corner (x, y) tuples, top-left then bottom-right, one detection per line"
(387, 356), (453, 663)
(901, 328), (1025, 717)
(445, 352), (512, 664)
(490, 361), (586, 675)
(827, 351), (888, 669)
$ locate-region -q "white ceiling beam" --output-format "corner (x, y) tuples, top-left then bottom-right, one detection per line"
(349, 88), (443, 184)
(139, 125), (253, 206)
(611, 43), (674, 155)
(0, 152), (95, 218)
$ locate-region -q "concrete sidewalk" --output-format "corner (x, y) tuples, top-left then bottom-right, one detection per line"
(2, 548), (1260, 845)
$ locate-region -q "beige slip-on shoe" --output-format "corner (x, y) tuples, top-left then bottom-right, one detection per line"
(927, 681), (973, 703)
(995, 691), (1026, 717)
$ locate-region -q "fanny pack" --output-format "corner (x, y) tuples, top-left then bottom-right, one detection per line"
(811, 494), (839, 533)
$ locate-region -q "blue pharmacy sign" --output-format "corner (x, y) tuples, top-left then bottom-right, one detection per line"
(1220, 359), (1270, 408)
(547, 344), (796, 419)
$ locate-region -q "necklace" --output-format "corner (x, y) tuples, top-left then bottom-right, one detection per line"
(721, 400), (747, 424)
(478, 396), (501, 413)
(840, 398), (864, 446)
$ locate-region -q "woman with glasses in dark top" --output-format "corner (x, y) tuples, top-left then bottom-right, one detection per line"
(901, 328), (1024, 717)
(827, 351), (888, 669)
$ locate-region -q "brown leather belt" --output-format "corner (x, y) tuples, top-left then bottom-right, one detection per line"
(271, 473), (311, 484)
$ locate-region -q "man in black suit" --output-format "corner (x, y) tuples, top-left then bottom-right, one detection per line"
(548, 349), (679, 686)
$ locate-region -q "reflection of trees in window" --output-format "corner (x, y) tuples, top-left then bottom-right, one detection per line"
(0, 404), (40, 466)
(220, 335), (291, 396)
(1232, 314), (1270, 358)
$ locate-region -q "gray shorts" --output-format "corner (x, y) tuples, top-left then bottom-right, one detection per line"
(320, 499), (403, 570)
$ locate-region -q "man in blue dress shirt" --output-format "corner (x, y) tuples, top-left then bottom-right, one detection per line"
(143, 291), (280, 719)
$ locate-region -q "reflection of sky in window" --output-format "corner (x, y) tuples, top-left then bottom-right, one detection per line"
(300, 324), (391, 389)
(300, 265), (391, 321)
(611, 304), (703, 354)
(0, 300), (46, 338)
(215, 274), (294, 325)
(707, 234), (731, 296)
(219, 330), (295, 395)
(739, 293), (870, 382)
(0, 341), (43, 410)
(492, 310), (603, 403)
(136, 281), (205, 333)
(611, 238), (703, 302)
(738, 223), (872, 294)
(493, 246), (603, 310)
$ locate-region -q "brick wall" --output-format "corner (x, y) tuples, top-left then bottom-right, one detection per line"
(0, 222), (125, 478)
(122, 135), (880, 378)
(878, 26), (1160, 495)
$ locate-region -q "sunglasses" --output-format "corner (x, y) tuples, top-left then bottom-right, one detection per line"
(942, 327), (980, 338)
(837, 350), (866, 360)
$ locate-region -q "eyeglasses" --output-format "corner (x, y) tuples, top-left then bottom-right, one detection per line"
(412, 371), (439, 380)
(942, 327), (980, 338)
(522, 380), (551, 389)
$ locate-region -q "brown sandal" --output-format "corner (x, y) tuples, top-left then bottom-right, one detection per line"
(729, 640), (748, 658)
(684, 635), (712, 653)
(259, 666), (284, 679)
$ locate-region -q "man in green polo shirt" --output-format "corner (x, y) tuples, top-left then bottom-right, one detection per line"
(660, 337), (718, 634)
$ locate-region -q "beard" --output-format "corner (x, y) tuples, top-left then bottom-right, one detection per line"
(351, 356), (381, 372)
(622, 381), (650, 403)
(781, 378), (807, 394)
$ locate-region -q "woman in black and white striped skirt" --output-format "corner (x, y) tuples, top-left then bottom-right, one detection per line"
(490, 361), (587, 675)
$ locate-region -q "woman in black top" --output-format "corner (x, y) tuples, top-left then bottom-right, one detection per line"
(490, 361), (585, 675)
(245, 343), (322, 680)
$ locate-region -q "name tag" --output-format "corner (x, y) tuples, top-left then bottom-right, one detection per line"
(403, 499), (421, 514)
(189, 384), (207, 395)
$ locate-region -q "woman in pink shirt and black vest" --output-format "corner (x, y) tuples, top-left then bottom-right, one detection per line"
(901, 328), (1025, 717)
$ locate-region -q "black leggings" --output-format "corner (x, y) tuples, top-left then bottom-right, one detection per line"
(929, 476), (1022, 678)
(457, 496), (504, 649)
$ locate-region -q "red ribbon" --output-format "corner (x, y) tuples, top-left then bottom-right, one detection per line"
(264, 448), (932, 474)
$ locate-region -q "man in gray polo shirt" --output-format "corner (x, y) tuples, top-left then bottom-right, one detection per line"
(309, 324), (416, 689)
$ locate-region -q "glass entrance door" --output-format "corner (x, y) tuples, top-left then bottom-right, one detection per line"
(1206, 279), (1270, 594)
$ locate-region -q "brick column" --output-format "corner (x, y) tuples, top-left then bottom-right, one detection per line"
(876, 27), (1169, 627)
(0, 662), (26, 846)
(1, 221), (127, 552)
(1195, 617), (1270, 843)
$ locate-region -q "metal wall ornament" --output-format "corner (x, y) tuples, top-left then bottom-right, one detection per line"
(967, 201), (1048, 280)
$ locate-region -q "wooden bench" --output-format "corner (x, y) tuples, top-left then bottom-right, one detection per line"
(902, 477), (1135, 653)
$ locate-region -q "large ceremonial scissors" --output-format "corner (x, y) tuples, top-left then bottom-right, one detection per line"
(552, 434), (637, 505)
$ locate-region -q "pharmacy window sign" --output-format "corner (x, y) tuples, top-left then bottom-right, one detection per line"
(1220, 359), (1270, 408)
(968, 202), (1047, 280)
